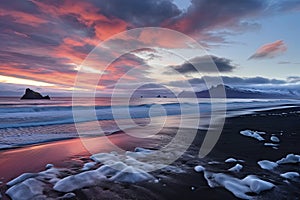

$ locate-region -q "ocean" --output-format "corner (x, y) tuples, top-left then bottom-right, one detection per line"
(0, 97), (298, 149)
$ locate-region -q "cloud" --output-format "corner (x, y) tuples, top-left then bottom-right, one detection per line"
(98, 53), (154, 88)
(0, 50), (74, 73)
(278, 61), (300, 65)
(287, 76), (300, 83)
(0, 50), (78, 87)
(91, 0), (181, 27)
(271, 0), (300, 12)
(0, 9), (47, 27)
(220, 76), (286, 85)
(31, 0), (129, 41)
(170, 55), (236, 74)
(165, 0), (265, 37)
(249, 40), (287, 59)
(167, 76), (287, 89)
(278, 61), (292, 64)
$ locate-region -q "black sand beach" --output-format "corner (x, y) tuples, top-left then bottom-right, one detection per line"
(1, 106), (300, 199)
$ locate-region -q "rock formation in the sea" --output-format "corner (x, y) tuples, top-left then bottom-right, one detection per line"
(20, 88), (51, 100)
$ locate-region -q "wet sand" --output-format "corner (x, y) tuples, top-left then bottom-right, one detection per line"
(0, 131), (165, 183)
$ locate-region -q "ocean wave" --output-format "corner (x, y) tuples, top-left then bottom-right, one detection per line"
(0, 102), (189, 129)
(0, 99), (297, 129)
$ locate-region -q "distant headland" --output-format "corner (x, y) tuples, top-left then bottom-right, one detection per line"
(20, 88), (50, 100)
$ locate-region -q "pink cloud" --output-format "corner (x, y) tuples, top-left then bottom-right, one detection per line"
(31, 0), (129, 41)
(0, 8), (47, 27)
(249, 40), (287, 59)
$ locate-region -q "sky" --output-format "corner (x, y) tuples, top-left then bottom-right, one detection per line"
(0, 0), (300, 97)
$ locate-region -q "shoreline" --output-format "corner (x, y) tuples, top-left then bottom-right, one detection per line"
(0, 103), (298, 151)
(0, 127), (172, 182)
(0, 105), (299, 178)
(1, 106), (300, 199)
(0, 136), (79, 151)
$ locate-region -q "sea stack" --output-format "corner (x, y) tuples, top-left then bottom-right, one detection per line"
(20, 88), (50, 100)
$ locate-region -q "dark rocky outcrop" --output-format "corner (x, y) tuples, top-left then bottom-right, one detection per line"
(20, 88), (50, 100)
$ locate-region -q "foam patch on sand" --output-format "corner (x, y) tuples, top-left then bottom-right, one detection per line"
(91, 147), (185, 174)
(59, 192), (76, 199)
(264, 143), (279, 147)
(257, 160), (279, 170)
(228, 164), (243, 172)
(54, 170), (106, 192)
(225, 157), (244, 163)
(81, 162), (97, 171)
(6, 147), (165, 197)
(90, 152), (120, 164)
(257, 153), (300, 175)
(194, 165), (205, 172)
(6, 178), (46, 200)
(6, 167), (63, 200)
(208, 161), (221, 165)
(270, 136), (280, 143)
(193, 156), (276, 199)
(6, 173), (38, 187)
(225, 158), (237, 163)
(280, 172), (300, 180)
(109, 166), (155, 183)
(240, 130), (265, 141)
(7, 167), (61, 187)
(45, 163), (54, 169)
(256, 153), (300, 177)
(204, 172), (274, 199)
(53, 148), (162, 192)
(276, 154), (300, 164)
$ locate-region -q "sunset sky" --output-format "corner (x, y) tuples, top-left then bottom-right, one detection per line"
(0, 0), (300, 96)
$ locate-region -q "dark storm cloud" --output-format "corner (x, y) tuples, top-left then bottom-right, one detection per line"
(170, 55), (236, 74)
(165, 0), (266, 34)
(89, 0), (267, 43)
(90, 0), (181, 27)
(168, 76), (287, 88)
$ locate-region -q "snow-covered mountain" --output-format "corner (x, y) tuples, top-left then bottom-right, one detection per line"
(179, 84), (299, 99)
